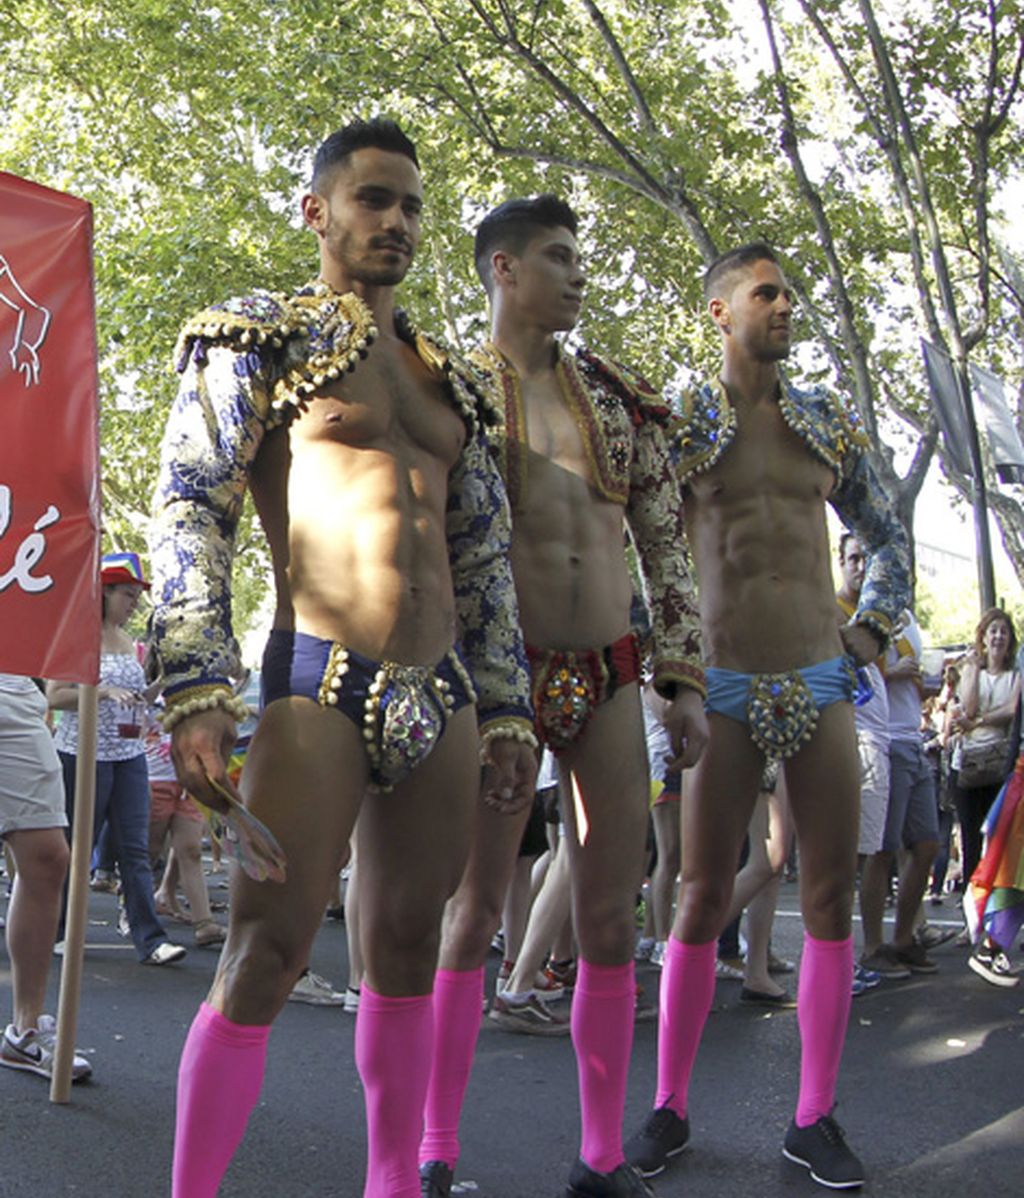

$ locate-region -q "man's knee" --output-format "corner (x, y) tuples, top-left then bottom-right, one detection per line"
(217, 922), (310, 1012)
(177, 837), (203, 868)
(801, 868), (855, 933)
(909, 838), (939, 866)
(440, 886), (503, 965)
(675, 874), (733, 941)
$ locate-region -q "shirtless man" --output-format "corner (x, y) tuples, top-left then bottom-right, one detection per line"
(149, 119), (536, 1198)
(624, 242), (910, 1190)
(418, 195), (707, 1198)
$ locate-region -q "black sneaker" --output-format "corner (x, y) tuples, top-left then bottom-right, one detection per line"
(419, 1160), (453, 1198)
(624, 1103), (690, 1177)
(968, 947), (1021, 988)
(566, 1158), (654, 1197)
(783, 1113), (865, 1189)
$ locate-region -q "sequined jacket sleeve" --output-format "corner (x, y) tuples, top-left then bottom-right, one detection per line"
(149, 339), (272, 699)
(830, 436), (912, 645)
(626, 407), (706, 698)
(797, 386), (912, 644)
(446, 411), (535, 738)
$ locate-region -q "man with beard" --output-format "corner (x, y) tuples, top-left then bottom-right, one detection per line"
(625, 243), (910, 1190)
(150, 119), (536, 1198)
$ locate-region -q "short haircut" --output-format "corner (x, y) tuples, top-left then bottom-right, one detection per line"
(474, 194), (579, 292)
(311, 118), (419, 191)
(838, 532), (861, 561)
(703, 241), (780, 301)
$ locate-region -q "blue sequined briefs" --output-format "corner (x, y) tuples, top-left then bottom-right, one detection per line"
(705, 655), (858, 759)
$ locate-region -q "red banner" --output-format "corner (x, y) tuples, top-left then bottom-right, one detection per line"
(0, 172), (101, 683)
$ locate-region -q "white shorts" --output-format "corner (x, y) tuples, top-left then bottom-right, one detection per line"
(857, 731), (890, 856)
(0, 685), (67, 837)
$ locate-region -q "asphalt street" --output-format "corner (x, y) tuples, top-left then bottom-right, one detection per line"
(0, 875), (1021, 1198)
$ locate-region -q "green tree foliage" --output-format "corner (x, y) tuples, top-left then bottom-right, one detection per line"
(2, 1), (1022, 644)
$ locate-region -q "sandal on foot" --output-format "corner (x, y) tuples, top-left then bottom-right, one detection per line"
(155, 899), (190, 924)
(194, 918), (227, 948)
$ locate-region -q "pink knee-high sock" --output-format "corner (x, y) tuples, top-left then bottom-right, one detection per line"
(419, 967), (485, 1169)
(172, 1002), (270, 1198)
(654, 937), (716, 1118)
(795, 932), (853, 1127)
(571, 959), (636, 1174)
(355, 983), (434, 1198)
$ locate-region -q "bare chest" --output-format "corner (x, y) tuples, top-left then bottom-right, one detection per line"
(690, 403), (834, 507)
(522, 378), (589, 472)
(289, 342), (465, 467)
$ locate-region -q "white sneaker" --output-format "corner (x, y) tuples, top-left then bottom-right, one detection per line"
(650, 941), (667, 968)
(635, 937), (656, 962)
(288, 970), (345, 1006)
(0, 1015), (92, 1082)
(715, 958), (745, 981)
(142, 942), (187, 966)
(343, 986), (361, 1014)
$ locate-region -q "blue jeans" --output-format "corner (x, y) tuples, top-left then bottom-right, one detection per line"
(60, 751), (168, 960)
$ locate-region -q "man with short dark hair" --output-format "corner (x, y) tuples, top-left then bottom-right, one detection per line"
(418, 195), (707, 1198)
(151, 117), (537, 1198)
(625, 242), (910, 1190)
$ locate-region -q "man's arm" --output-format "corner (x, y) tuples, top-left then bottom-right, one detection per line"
(831, 440), (912, 656)
(625, 408), (706, 699)
(149, 336), (272, 802)
(446, 412), (538, 811)
(625, 406), (708, 766)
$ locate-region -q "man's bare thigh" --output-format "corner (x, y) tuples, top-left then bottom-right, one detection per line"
(558, 681), (648, 855)
(357, 705), (481, 992)
(682, 713), (766, 883)
(782, 700), (859, 876)
(230, 697), (369, 932)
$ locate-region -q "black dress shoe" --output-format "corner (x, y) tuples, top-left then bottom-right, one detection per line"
(565, 1157), (655, 1196)
(419, 1159), (453, 1198)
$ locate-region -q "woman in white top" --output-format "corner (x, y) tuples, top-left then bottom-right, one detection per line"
(47, 554), (185, 966)
(951, 608), (1021, 887)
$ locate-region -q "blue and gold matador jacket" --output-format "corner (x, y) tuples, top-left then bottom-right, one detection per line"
(674, 379), (911, 641)
(149, 280), (534, 739)
(471, 342), (706, 698)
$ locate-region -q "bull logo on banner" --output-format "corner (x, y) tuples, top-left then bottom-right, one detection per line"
(0, 252), (52, 387)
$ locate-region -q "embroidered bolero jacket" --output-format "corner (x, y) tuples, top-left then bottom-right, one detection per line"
(674, 379), (911, 643)
(149, 280), (534, 740)
(471, 341), (705, 699)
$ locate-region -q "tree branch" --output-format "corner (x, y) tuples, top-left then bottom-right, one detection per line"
(759, 0), (879, 440)
(582, 0), (657, 134)
(798, 0), (945, 348)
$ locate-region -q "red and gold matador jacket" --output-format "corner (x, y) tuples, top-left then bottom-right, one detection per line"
(471, 341), (705, 700)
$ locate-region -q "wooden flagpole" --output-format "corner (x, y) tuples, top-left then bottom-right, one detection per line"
(50, 683), (98, 1103)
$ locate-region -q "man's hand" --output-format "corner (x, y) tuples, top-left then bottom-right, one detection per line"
(170, 708), (240, 813)
(481, 738), (538, 816)
(885, 655), (921, 682)
(663, 687), (709, 771)
(840, 623), (884, 668)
